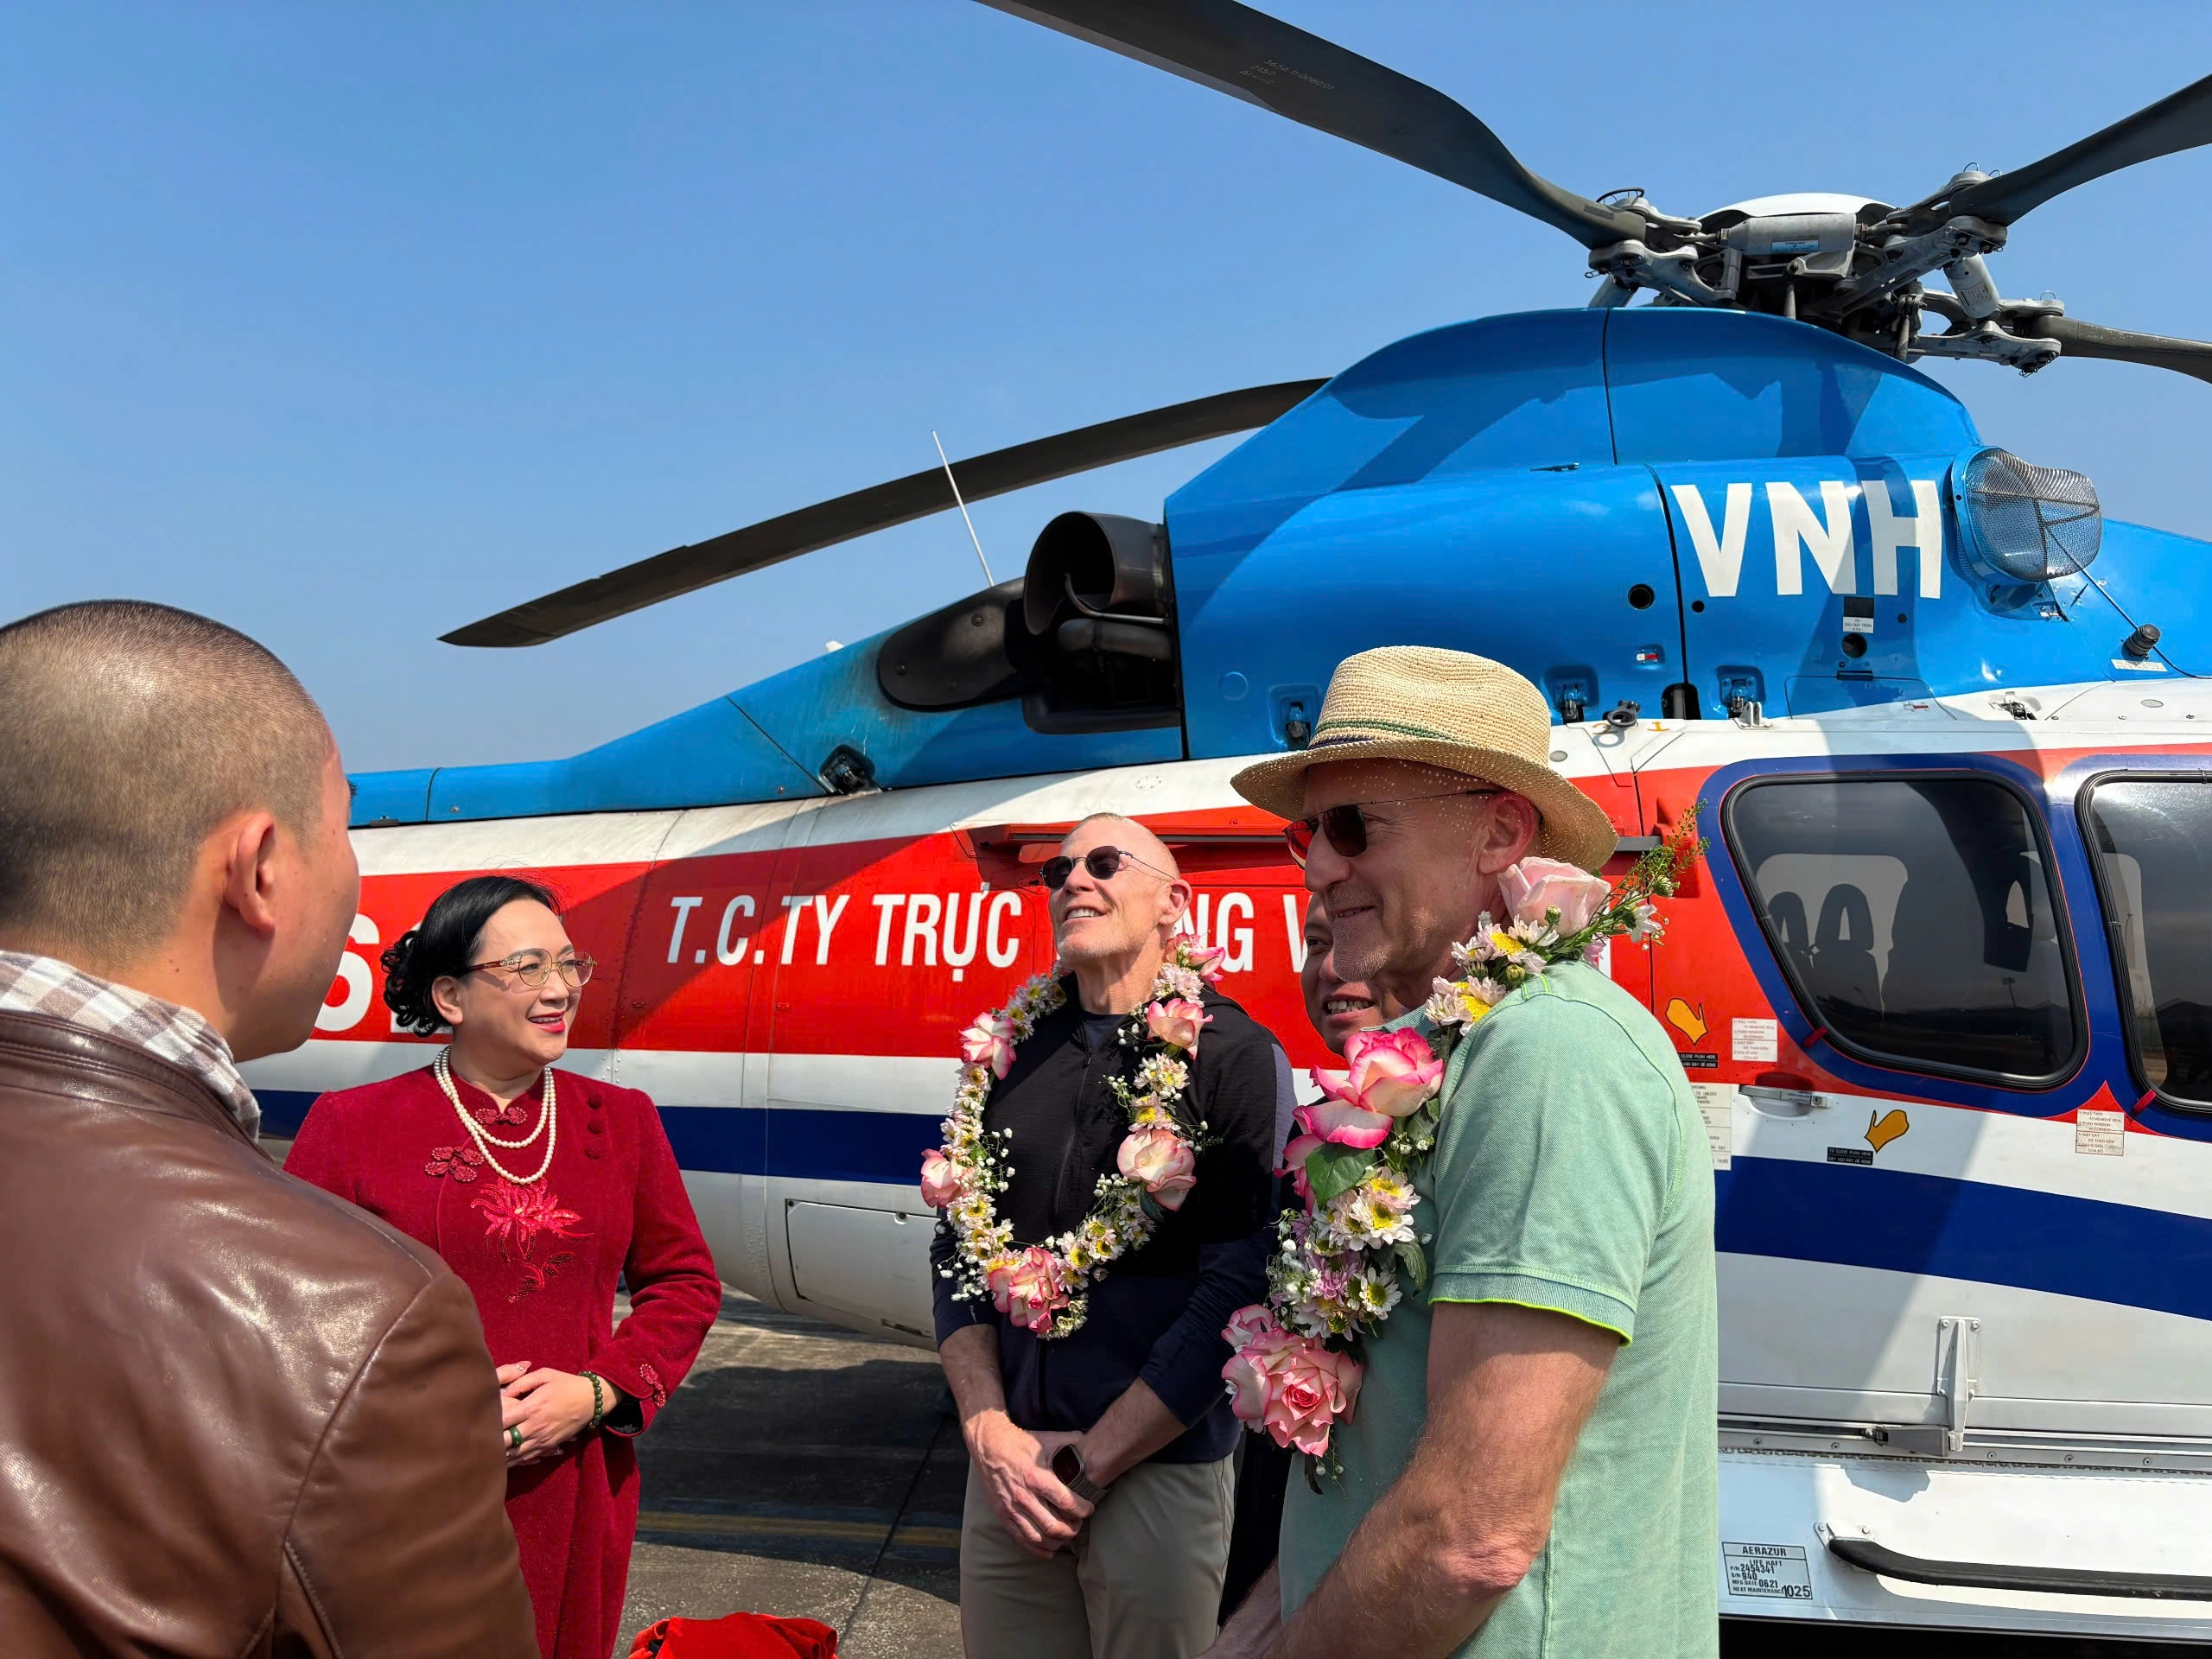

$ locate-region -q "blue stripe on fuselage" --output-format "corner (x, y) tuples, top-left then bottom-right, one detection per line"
(256, 1089), (2212, 1325)
(1716, 1156), (2212, 1324)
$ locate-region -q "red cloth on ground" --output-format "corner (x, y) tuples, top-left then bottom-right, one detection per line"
(626, 1613), (838, 1658)
(288, 1065), (722, 1659)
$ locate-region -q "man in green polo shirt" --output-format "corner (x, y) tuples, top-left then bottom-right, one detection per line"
(1211, 646), (1718, 1659)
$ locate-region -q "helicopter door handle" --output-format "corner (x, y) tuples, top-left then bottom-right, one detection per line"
(1823, 1535), (2212, 1602)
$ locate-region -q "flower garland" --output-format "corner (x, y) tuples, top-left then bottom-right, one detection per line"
(1223, 813), (1704, 1484)
(922, 939), (1229, 1340)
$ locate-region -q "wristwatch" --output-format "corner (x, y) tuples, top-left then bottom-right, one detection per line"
(1051, 1441), (1108, 1503)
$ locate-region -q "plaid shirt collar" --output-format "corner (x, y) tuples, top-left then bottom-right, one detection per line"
(0, 951), (260, 1138)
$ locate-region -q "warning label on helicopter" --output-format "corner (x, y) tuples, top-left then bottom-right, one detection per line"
(2075, 1107), (2126, 1156)
(1732, 1018), (1778, 1063)
(1692, 1083), (1733, 1170)
(1723, 1542), (1815, 1600)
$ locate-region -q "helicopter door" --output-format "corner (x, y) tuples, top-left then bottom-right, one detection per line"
(1681, 767), (2193, 1443)
(764, 790), (1052, 1342)
(1654, 459), (1951, 719)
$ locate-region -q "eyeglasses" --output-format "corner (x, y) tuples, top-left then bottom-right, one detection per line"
(1038, 846), (1174, 891)
(465, 950), (597, 989)
(1284, 789), (1499, 868)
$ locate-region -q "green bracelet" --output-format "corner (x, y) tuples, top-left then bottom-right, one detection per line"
(581, 1370), (607, 1429)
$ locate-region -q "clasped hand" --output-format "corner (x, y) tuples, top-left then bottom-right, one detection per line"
(965, 1411), (1094, 1559)
(496, 1361), (601, 1465)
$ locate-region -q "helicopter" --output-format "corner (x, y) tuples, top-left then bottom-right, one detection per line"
(242, 1), (2212, 1643)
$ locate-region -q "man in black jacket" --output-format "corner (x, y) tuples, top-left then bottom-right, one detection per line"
(931, 813), (1288, 1659)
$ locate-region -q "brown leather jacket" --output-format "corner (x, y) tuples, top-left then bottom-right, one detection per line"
(0, 1010), (538, 1657)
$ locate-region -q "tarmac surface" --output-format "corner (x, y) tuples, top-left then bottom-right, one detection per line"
(621, 1291), (2206, 1659)
(616, 1292), (963, 1658)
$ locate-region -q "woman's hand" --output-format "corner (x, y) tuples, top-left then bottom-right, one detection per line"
(500, 1367), (601, 1465)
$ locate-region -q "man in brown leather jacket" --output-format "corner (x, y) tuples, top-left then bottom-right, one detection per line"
(0, 601), (537, 1657)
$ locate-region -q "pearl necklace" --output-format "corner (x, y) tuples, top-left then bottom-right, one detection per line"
(435, 1049), (557, 1185)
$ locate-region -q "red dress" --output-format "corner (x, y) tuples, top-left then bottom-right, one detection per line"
(287, 1065), (721, 1659)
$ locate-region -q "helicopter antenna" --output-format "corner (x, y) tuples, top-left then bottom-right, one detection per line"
(932, 429), (995, 586)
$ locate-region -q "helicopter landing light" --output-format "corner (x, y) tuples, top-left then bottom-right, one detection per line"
(1953, 448), (2104, 588)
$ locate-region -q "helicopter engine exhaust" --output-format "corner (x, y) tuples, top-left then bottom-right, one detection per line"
(1022, 512), (1171, 647)
(874, 511), (1180, 735)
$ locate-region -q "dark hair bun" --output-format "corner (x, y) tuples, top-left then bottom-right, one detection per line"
(380, 874), (562, 1035)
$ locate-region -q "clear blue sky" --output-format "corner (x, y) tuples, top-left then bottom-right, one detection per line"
(8, 2), (2212, 772)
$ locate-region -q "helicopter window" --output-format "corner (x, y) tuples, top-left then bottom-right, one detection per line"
(2082, 778), (2212, 1109)
(1728, 776), (2080, 1084)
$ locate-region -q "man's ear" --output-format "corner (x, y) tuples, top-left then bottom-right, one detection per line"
(1161, 875), (1194, 932)
(219, 810), (284, 938)
(1472, 794), (1541, 876)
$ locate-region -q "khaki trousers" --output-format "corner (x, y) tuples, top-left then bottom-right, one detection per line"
(959, 1453), (1236, 1659)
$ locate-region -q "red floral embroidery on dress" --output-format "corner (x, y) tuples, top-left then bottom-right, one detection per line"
(637, 1362), (668, 1409)
(425, 1145), (486, 1183)
(508, 1253), (576, 1304)
(473, 1100), (531, 1128)
(474, 1181), (584, 1255)
(472, 1182), (588, 1304)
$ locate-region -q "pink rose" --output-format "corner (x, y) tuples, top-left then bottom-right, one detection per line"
(1222, 1308), (1300, 1433)
(1335, 1027), (1443, 1119)
(1182, 943), (1229, 982)
(1499, 856), (1611, 935)
(1222, 1305), (1285, 1352)
(1117, 1125), (1198, 1210)
(1277, 1131), (1325, 1205)
(918, 1148), (965, 1208)
(988, 1246), (1071, 1334)
(1253, 1335), (1363, 1456)
(1145, 996), (1211, 1052)
(1222, 1350), (1275, 1430)
(1295, 1090), (1390, 1152)
(960, 1011), (1017, 1079)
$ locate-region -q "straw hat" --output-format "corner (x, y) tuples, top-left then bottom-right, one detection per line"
(1230, 646), (1619, 874)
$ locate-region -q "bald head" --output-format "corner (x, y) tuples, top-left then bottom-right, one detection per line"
(0, 601), (334, 968)
(1065, 812), (1179, 880)
(1052, 812), (1192, 1009)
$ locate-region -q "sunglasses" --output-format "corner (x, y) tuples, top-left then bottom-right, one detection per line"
(464, 950), (597, 990)
(1038, 846), (1174, 891)
(1284, 789), (1499, 868)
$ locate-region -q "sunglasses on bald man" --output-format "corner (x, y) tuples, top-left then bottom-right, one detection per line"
(1038, 846), (1176, 891)
(1284, 787), (1499, 868)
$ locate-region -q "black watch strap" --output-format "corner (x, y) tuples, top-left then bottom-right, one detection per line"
(1052, 1442), (1107, 1503)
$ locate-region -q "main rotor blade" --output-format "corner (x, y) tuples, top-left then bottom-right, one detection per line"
(2024, 315), (2212, 385)
(978, 0), (1644, 251)
(441, 379), (1325, 648)
(1910, 73), (2212, 228)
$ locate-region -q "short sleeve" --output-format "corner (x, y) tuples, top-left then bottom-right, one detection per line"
(1425, 994), (1682, 1343)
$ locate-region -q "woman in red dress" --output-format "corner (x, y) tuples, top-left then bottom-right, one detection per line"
(288, 875), (721, 1659)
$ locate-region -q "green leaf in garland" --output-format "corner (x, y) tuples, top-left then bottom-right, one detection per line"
(1304, 1141), (1375, 1206)
(1393, 1236), (1428, 1291)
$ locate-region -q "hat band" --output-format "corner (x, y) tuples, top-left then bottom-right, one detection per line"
(1309, 715), (1472, 745)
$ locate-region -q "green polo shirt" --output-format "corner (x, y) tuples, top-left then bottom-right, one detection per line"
(1278, 961), (1719, 1659)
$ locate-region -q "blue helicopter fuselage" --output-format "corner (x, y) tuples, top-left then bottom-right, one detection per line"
(350, 306), (2202, 828)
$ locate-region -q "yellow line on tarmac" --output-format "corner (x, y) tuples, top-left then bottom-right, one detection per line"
(636, 1511), (962, 1551)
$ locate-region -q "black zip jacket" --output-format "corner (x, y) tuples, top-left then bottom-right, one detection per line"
(930, 978), (1287, 1464)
